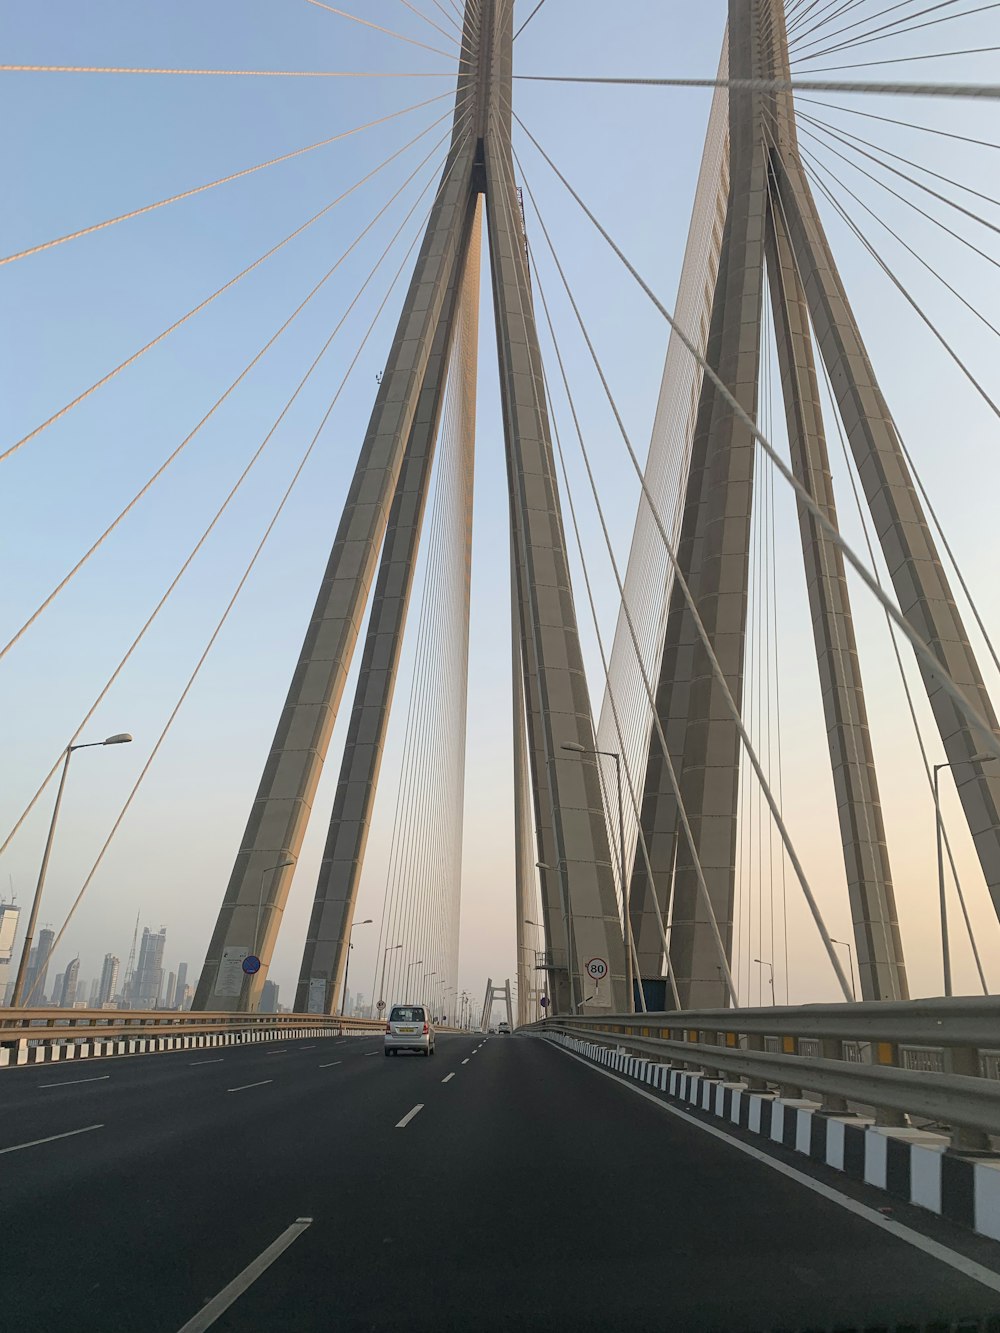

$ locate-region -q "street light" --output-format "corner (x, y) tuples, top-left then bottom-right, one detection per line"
(240, 853), (295, 1011)
(562, 742), (634, 1013)
(535, 859), (579, 1014)
(376, 944), (403, 1017)
(422, 970), (436, 1007)
(934, 753), (996, 996)
(830, 937), (857, 1000)
(754, 958), (775, 1004)
(11, 732), (133, 1007)
(341, 918), (373, 1015)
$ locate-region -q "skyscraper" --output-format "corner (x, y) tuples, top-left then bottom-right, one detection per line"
(174, 962), (188, 1010)
(259, 980), (279, 1014)
(164, 971), (177, 1009)
(98, 954), (120, 1006)
(59, 958), (80, 1008)
(131, 927), (166, 1009)
(22, 926), (54, 1006)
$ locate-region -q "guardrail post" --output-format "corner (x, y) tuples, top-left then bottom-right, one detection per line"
(817, 1039), (850, 1115)
(745, 1034), (769, 1092)
(945, 1045), (991, 1152)
(871, 1042), (907, 1128)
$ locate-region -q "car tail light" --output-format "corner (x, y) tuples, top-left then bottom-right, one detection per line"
(422, 1022), (429, 1035)
(385, 1022), (391, 1034)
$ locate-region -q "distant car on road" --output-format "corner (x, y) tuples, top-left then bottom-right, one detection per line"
(384, 1004), (435, 1057)
(498, 1022), (511, 1035)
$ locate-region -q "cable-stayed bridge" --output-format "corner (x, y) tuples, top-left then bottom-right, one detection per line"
(4, 1), (1000, 1327)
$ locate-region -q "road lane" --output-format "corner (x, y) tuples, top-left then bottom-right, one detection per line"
(3, 1033), (999, 1331)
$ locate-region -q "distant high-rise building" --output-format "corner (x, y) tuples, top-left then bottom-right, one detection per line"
(88, 977), (100, 1006)
(131, 927), (166, 1009)
(177, 985), (192, 1010)
(51, 972), (64, 1007)
(59, 959), (80, 1008)
(260, 980), (279, 1014)
(98, 954), (119, 1007)
(174, 962), (188, 1010)
(164, 971), (177, 1009)
(22, 926), (54, 1006)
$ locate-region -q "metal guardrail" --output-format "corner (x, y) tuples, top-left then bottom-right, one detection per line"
(0, 1007), (385, 1047)
(527, 998), (1000, 1150)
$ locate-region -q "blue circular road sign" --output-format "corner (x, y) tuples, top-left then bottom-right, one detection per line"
(242, 955), (261, 975)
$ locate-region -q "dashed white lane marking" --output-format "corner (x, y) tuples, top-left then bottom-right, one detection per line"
(441, 1073), (455, 1083)
(0, 1124), (103, 1155)
(176, 1217), (313, 1332)
(264, 1050), (289, 1056)
(319, 1061), (342, 1069)
(551, 1042), (1000, 1298)
(395, 1103), (424, 1128)
(364, 1052), (378, 1057)
(461, 1059), (469, 1065)
(299, 1045), (316, 1050)
(227, 1080), (273, 1093)
(38, 1075), (110, 1088)
(189, 1059), (224, 1066)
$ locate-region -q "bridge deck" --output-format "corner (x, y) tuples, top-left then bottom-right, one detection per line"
(3, 1034), (999, 1330)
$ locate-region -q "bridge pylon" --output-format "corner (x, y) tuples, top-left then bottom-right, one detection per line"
(629, 0), (1000, 1009)
(194, 0), (627, 1017)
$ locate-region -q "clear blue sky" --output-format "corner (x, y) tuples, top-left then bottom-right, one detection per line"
(2, 0), (999, 1007)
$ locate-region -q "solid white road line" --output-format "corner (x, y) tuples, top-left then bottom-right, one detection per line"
(551, 1042), (1000, 1296)
(461, 1059), (469, 1065)
(227, 1080), (273, 1093)
(189, 1060), (224, 1066)
(176, 1217), (313, 1332)
(395, 1103), (424, 1128)
(0, 1124), (103, 1155)
(38, 1075), (110, 1088)
(319, 1061), (342, 1069)
(441, 1073), (455, 1083)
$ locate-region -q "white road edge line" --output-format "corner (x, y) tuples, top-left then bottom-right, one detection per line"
(38, 1075), (110, 1088)
(0, 1124), (103, 1155)
(395, 1103), (424, 1128)
(226, 1080), (273, 1093)
(441, 1073), (455, 1083)
(551, 1042), (1000, 1296)
(189, 1060), (224, 1066)
(176, 1216), (313, 1332)
(319, 1061), (342, 1069)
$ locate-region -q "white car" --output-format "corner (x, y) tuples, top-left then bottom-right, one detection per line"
(498, 1022), (511, 1035)
(384, 1004), (435, 1057)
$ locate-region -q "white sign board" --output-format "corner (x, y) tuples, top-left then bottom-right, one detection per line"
(585, 957), (609, 982)
(308, 978), (327, 1014)
(215, 946), (249, 998)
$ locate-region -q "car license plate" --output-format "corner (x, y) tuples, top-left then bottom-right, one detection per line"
(399, 1026), (417, 1033)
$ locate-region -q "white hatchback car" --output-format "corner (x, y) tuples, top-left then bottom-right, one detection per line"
(384, 1004), (435, 1057)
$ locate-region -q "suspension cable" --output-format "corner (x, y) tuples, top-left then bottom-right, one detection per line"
(513, 73), (1000, 100)
(0, 133), (461, 862)
(1, 94), (450, 268)
(1, 104), (458, 468)
(21, 131), (473, 1006)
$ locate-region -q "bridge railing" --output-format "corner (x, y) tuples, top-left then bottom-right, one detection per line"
(0, 1007), (386, 1066)
(527, 997), (1000, 1151)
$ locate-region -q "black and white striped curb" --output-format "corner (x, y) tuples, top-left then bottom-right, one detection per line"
(548, 1031), (1000, 1246)
(0, 1025), (360, 1068)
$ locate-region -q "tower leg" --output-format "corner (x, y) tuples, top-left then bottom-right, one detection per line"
(765, 182), (907, 1001)
(773, 148), (1000, 923)
(293, 199), (482, 1015)
(485, 6), (627, 1013)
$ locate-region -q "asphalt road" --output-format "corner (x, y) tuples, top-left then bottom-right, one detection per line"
(2, 1032), (1000, 1331)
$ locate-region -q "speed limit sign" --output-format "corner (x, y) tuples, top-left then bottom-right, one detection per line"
(586, 957), (609, 982)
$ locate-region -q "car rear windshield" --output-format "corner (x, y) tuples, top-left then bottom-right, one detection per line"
(390, 1006), (426, 1022)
